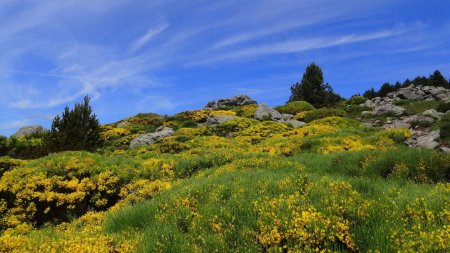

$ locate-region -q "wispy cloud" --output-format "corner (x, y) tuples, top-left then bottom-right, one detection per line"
(129, 21), (170, 53)
(192, 28), (406, 65)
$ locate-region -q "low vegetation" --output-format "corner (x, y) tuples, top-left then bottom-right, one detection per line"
(0, 65), (449, 252)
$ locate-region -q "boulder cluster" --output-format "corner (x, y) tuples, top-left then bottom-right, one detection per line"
(360, 84), (450, 152)
(205, 95), (256, 109)
(12, 125), (47, 137)
(361, 84), (450, 117)
(129, 126), (174, 148)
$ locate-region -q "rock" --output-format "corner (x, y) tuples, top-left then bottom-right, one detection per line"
(421, 109), (443, 120)
(440, 146), (450, 153)
(372, 104), (405, 116)
(12, 125), (46, 137)
(254, 104), (282, 120)
(397, 85), (422, 100)
(278, 119), (305, 128)
(205, 95), (256, 109)
(359, 99), (376, 108)
(204, 115), (237, 125)
(280, 114), (294, 120)
(414, 130), (440, 149)
(129, 126), (174, 147)
(361, 111), (373, 116)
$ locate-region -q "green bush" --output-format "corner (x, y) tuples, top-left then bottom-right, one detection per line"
(440, 113), (450, 139)
(275, 101), (315, 114)
(0, 136), (7, 156)
(5, 132), (50, 159)
(303, 108), (347, 122)
(346, 96), (366, 106)
(436, 102), (450, 113)
(362, 148), (450, 183)
(0, 156), (22, 177)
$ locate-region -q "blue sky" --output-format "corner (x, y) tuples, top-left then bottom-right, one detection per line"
(1, 0), (450, 136)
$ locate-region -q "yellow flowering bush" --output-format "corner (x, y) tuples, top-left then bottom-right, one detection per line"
(113, 180), (171, 209)
(321, 136), (376, 154)
(0, 212), (138, 253)
(255, 192), (357, 252)
(101, 127), (131, 141)
(209, 110), (236, 117)
(234, 121), (289, 143)
(293, 111), (306, 120)
(233, 104), (258, 118)
(118, 113), (161, 126)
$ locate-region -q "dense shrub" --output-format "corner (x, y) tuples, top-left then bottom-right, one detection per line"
(0, 136), (7, 157)
(233, 104), (258, 118)
(302, 108), (347, 122)
(275, 101), (315, 114)
(5, 132), (49, 159)
(346, 96), (367, 106)
(436, 102), (450, 113)
(440, 113), (450, 139)
(0, 157), (22, 177)
(360, 148), (450, 183)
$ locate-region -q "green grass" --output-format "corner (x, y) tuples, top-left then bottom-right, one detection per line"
(104, 149), (450, 252)
(397, 100), (444, 115)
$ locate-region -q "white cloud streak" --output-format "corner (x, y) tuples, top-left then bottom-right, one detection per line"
(129, 22), (170, 53)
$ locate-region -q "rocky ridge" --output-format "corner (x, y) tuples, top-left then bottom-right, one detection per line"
(360, 84), (450, 152)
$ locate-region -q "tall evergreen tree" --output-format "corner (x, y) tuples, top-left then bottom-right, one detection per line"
(289, 63), (341, 107)
(49, 96), (102, 152)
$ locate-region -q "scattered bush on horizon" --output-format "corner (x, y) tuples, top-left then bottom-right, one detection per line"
(363, 70), (450, 99)
(275, 101), (315, 115)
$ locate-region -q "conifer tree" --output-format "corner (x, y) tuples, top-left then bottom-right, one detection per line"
(50, 96), (102, 152)
(289, 63), (341, 107)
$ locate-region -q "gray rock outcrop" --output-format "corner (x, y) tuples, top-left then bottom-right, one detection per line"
(278, 119), (306, 128)
(386, 84), (450, 101)
(205, 95), (257, 109)
(129, 126), (174, 147)
(406, 130), (440, 149)
(12, 125), (47, 137)
(372, 104), (406, 116)
(254, 104), (282, 120)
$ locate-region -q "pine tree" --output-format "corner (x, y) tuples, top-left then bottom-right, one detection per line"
(289, 63), (341, 107)
(429, 70), (449, 88)
(49, 96), (102, 152)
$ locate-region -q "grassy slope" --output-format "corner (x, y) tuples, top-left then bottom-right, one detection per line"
(104, 149), (449, 252)
(1, 104), (449, 253)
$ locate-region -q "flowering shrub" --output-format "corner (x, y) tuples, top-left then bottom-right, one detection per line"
(233, 104), (258, 118)
(0, 212), (138, 253)
(234, 121), (289, 143)
(101, 127), (131, 141)
(255, 192), (357, 252)
(321, 136), (376, 153)
(309, 116), (361, 129)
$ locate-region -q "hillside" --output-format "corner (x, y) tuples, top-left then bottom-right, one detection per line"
(1, 91), (450, 252)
